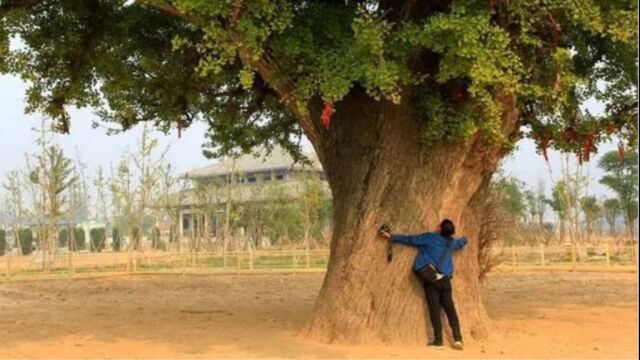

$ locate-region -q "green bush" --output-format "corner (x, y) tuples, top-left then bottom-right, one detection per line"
(18, 228), (33, 255)
(70, 228), (86, 251)
(112, 227), (121, 251)
(151, 226), (165, 250)
(169, 225), (176, 243)
(0, 229), (6, 256)
(90, 228), (106, 252)
(58, 228), (70, 248)
(131, 227), (141, 250)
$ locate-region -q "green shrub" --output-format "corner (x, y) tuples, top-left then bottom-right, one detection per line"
(90, 228), (106, 252)
(169, 225), (176, 243)
(151, 226), (165, 250)
(18, 228), (33, 255)
(58, 228), (70, 248)
(131, 227), (141, 250)
(112, 227), (121, 251)
(70, 228), (86, 251)
(0, 229), (6, 256)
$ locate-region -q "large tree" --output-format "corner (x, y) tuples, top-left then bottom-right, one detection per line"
(1, 0), (637, 345)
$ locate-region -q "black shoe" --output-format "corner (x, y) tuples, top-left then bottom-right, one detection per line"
(428, 341), (444, 350)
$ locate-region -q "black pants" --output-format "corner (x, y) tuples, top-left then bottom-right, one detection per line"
(423, 277), (462, 343)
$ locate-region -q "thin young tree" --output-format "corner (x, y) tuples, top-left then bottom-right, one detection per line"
(71, 146), (91, 223)
(2, 0), (637, 344)
(110, 158), (135, 250)
(297, 168), (328, 262)
(551, 156), (590, 245)
(525, 180), (547, 227)
(131, 124), (167, 249)
(158, 164), (188, 252)
(3, 170), (24, 253)
(602, 198), (621, 237)
(27, 142), (77, 271)
(549, 181), (569, 243)
(93, 166), (111, 245)
(580, 196), (601, 239)
(239, 182), (268, 249)
(264, 181), (300, 245)
(110, 125), (167, 251)
(189, 176), (222, 251)
(221, 159), (239, 267)
(2, 170), (25, 254)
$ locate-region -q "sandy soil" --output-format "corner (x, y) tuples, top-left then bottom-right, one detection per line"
(0, 271), (637, 359)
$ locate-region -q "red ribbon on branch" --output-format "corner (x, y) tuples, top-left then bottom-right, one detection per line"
(321, 102), (334, 130)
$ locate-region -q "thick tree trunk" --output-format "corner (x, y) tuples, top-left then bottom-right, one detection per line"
(305, 90), (518, 345)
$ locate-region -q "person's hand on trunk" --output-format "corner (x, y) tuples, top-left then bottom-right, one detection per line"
(378, 225), (391, 240)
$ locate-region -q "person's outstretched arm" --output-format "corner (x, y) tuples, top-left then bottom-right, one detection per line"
(391, 233), (431, 246)
(453, 236), (468, 250)
(379, 230), (433, 246)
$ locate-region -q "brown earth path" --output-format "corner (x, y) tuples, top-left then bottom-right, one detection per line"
(0, 271), (637, 359)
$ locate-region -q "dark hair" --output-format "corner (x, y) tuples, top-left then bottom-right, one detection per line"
(440, 219), (455, 238)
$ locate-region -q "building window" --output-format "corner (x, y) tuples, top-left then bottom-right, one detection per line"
(248, 176), (257, 183)
(275, 174), (285, 181)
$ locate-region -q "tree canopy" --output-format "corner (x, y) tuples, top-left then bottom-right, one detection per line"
(1, 0), (637, 160)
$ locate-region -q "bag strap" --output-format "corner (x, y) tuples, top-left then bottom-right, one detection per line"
(435, 238), (454, 272)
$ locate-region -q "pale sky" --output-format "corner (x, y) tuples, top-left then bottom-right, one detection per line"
(0, 73), (618, 202)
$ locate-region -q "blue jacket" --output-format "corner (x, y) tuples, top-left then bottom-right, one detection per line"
(391, 232), (467, 278)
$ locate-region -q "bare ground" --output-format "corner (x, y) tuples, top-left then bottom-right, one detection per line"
(0, 271), (637, 359)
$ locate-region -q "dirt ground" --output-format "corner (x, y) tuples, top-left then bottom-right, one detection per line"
(0, 271), (637, 359)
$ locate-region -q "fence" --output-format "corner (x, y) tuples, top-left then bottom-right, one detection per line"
(1, 244), (638, 282)
(492, 243), (639, 269)
(1, 249), (331, 282)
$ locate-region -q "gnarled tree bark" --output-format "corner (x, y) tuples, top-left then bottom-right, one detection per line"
(304, 89), (518, 345)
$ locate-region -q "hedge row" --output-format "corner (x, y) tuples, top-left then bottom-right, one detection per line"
(151, 226), (165, 250)
(57, 228), (87, 251)
(90, 228), (106, 252)
(0, 229), (6, 256)
(18, 229), (33, 255)
(3, 226), (170, 255)
(112, 227), (121, 251)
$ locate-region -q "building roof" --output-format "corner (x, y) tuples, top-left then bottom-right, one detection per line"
(184, 146), (322, 179)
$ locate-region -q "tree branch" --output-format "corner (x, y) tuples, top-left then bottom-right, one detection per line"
(138, 1), (324, 161)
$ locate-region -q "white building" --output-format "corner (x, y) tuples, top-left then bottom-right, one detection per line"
(176, 146), (328, 240)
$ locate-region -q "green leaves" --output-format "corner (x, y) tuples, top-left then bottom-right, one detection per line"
(0, 0), (636, 159)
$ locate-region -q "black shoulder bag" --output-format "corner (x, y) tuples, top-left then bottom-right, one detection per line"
(415, 238), (453, 284)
